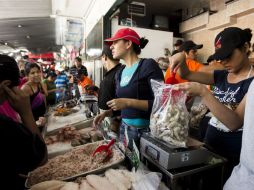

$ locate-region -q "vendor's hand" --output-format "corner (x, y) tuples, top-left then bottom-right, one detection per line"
(169, 52), (186, 73)
(36, 117), (46, 126)
(93, 112), (106, 128)
(107, 98), (128, 111)
(3, 83), (31, 116)
(173, 82), (208, 97)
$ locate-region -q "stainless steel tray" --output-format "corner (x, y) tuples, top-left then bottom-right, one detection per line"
(46, 104), (94, 134)
(25, 141), (125, 188)
(45, 117), (94, 136)
(46, 127), (104, 159)
(63, 148), (124, 181)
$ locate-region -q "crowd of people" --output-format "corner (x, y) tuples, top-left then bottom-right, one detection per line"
(0, 56), (95, 189)
(1, 25), (254, 190)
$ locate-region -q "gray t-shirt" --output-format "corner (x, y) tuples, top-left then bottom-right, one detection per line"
(224, 80), (254, 190)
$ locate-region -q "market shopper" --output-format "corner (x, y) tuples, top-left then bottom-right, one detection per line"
(18, 59), (29, 86)
(93, 28), (164, 149)
(21, 63), (47, 121)
(69, 57), (88, 98)
(70, 57), (88, 77)
(54, 65), (69, 102)
(0, 60), (28, 123)
(170, 27), (254, 181)
(0, 55), (47, 190)
(43, 71), (57, 106)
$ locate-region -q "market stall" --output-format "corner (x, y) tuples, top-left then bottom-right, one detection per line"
(26, 83), (227, 190)
(46, 103), (92, 135)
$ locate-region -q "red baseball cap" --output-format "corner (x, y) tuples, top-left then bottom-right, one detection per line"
(105, 28), (140, 45)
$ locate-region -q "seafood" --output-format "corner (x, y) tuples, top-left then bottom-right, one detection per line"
(150, 81), (189, 147)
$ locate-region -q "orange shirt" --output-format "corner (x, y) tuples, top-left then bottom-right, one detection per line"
(78, 76), (93, 93)
(165, 58), (203, 83)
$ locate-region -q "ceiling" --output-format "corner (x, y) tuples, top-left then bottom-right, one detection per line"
(53, 0), (95, 18)
(0, 0), (94, 53)
(0, 17), (60, 53)
(0, 0), (211, 53)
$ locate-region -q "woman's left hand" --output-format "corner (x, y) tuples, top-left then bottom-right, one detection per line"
(107, 98), (129, 111)
(173, 82), (208, 97)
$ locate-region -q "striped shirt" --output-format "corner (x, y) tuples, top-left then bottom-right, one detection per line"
(55, 73), (69, 89)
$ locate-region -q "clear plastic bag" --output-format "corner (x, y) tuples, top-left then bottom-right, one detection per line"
(150, 80), (189, 147)
(132, 163), (162, 190)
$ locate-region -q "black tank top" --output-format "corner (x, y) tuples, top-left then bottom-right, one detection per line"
(28, 84), (46, 121)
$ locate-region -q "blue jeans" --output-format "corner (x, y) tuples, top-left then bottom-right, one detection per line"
(119, 121), (150, 150)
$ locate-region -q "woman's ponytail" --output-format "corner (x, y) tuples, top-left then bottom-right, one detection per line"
(139, 37), (149, 49)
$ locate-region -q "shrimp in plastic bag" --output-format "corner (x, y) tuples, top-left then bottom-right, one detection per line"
(150, 80), (190, 147)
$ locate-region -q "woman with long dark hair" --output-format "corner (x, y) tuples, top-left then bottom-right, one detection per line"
(94, 28), (164, 149)
(21, 63), (47, 121)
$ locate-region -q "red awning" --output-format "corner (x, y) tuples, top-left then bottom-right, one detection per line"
(28, 52), (54, 59)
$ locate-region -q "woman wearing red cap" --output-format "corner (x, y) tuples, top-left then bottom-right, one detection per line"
(170, 27), (254, 182)
(94, 28), (164, 149)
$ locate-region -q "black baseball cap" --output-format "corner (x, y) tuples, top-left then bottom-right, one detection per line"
(209, 27), (249, 61)
(179, 40), (203, 52)
(174, 39), (183, 46)
(207, 55), (214, 63)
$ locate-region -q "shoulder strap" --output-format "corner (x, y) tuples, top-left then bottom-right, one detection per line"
(26, 83), (34, 94)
